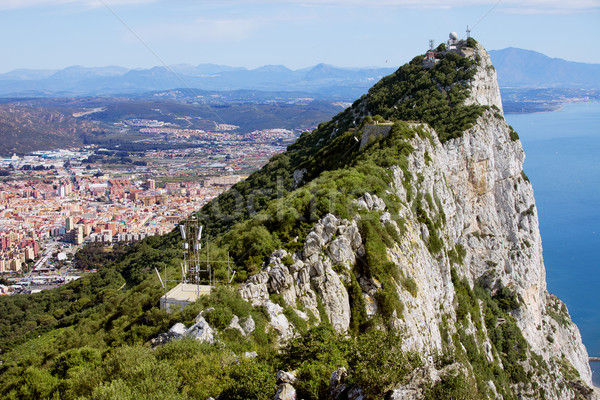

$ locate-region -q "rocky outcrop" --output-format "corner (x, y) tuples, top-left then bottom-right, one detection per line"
(227, 314), (255, 337)
(275, 370), (298, 400)
(235, 42), (595, 399)
(150, 313), (214, 346)
(378, 43), (593, 398)
(240, 214), (363, 333)
(186, 316), (214, 343)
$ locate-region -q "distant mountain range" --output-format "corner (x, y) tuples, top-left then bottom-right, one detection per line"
(489, 48), (600, 89)
(0, 64), (396, 99)
(0, 48), (598, 99)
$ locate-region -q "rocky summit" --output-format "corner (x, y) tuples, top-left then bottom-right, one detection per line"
(225, 40), (596, 399)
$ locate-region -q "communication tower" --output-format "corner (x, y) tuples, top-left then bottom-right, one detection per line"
(179, 216), (210, 285)
(156, 216), (236, 312)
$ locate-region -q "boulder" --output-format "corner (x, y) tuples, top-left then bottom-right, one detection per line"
(241, 315), (256, 335)
(330, 367), (348, 399)
(186, 316), (214, 343)
(168, 322), (187, 337)
(274, 383), (296, 400)
(277, 370), (297, 384)
(264, 300), (293, 339)
(228, 315), (246, 336)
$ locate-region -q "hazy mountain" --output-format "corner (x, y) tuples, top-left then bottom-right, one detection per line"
(489, 47), (600, 89)
(0, 68), (58, 81)
(3, 48), (597, 100)
(0, 63), (396, 99)
(167, 63), (246, 76)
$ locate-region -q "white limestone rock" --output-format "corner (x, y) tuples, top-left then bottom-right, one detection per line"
(274, 383), (296, 400)
(186, 316), (214, 343)
(277, 370), (297, 385)
(264, 300), (294, 339)
(232, 43), (595, 399)
(241, 315), (256, 335)
(227, 315), (246, 336)
(168, 322), (187, 337)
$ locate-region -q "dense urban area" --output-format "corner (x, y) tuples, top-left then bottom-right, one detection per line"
(0, 117), (303, 294)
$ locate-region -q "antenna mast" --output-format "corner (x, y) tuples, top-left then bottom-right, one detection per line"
(181, 216), (209, 285)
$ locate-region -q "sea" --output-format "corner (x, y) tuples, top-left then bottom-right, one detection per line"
(505, 102), (600, 387)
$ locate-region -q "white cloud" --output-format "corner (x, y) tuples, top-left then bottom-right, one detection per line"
(0, 0), (597, 13)
(498, 0), (600, 14)
(0, 0), (157, 10)
(196, 0), (600, 11)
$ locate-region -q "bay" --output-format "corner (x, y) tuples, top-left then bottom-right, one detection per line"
(506, 102), (600, 387)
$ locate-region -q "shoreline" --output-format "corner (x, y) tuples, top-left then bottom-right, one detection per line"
(503, 99), (600, 115)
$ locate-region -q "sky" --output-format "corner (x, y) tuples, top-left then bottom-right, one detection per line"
(0, 0), (599, 73)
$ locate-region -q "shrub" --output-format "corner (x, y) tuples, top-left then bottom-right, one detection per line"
(219, 360), (275, 400)
(348, 330), (420, 398)
(401, 276), (418, 297)
(423, 373), (478, 400)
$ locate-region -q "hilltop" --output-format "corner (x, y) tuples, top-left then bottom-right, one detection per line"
(0, 38), (596, 400)
(0, 105), (96, 155)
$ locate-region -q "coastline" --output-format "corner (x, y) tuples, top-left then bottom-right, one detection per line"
(506, 102), (600, 390)
(502, 99), (600, 115)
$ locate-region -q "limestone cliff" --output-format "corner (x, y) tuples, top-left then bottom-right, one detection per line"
(238, 42), (596, 399)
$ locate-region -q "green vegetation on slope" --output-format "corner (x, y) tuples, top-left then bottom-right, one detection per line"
(0, 41), (552, 399)
(366, 50), (488, 142)
(197, 46), (487, 237)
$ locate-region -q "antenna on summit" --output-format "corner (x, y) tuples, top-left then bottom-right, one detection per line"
(429, 39), (435, 51)
(466, 25), (471, 39)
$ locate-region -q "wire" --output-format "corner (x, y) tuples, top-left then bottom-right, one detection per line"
(98, 0), (225, 123)
(469, 0), (503, 35)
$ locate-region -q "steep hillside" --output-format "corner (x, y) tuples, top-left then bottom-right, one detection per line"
(0, 39), (595, 400)
(0, 105), (95, 155)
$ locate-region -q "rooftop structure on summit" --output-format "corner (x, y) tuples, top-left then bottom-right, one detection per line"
(448, 31), (459, 50)
(424, 29), (475, 68)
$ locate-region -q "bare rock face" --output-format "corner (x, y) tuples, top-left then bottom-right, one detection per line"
(239, 214), (360, 334)
(151, 315), (215, 345)
(235, 42), (594, 400)
(380, 43), (594, 397)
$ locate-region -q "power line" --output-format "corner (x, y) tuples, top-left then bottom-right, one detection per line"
(469, 0), (503, 35)
(98, 0), (225, 123)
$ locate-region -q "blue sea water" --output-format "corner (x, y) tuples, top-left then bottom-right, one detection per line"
(505, 102), (600, 387)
